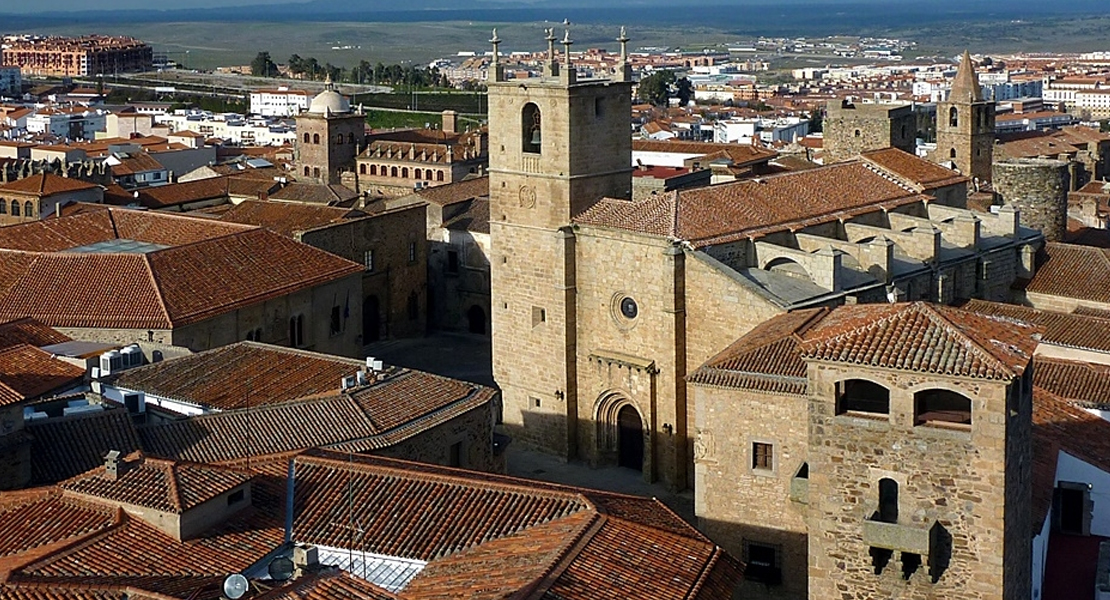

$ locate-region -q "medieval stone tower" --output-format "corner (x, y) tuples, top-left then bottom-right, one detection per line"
(488, 29), (633, 456)
(804, 304), (1033, 599)
(935, 50), (995, 182)
(295, 77), (364, 185)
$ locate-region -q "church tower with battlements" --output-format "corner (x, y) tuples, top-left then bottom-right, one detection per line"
(487, 28), (633, 458)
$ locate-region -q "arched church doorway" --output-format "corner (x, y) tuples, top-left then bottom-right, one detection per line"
(617, 405), (644, 471)
(364, 295), (380, 342)
(467, 305), (486, 335)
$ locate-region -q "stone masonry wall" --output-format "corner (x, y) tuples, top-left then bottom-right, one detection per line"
(373, 400), (502, 473)
(993, 159), (1070, 242)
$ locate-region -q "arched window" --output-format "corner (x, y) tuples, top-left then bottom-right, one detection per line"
(312, 133), (320, 144)
(313, 167), (320, 178)
(336, 133), (344, 144)
(391, 166), (398, 178)
(949, 106), (958, 127)
(401, 167), (409, 178)
(414, 169), (422, 180)
(914, 389), (972, 426)
(10, 201), (18, 217)
(949, 148), (957, 159)
(348, 132), (355, 145)
(24, 202), (33, 217)
(522, 102), (542, 153)
(370, 165), (377, 176)
(0, 200), (6, 214)
(303, 132), (310, 143)
(878, 478), (898, 524)
(437, 170), (444, 182)
(304, 166), (310, 176)
(835, 379), (890, 416)
(359, 164), (366, 175)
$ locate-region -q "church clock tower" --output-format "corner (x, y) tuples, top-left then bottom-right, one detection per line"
(487, 28), (633, 457)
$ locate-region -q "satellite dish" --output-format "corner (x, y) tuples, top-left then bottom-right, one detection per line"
(268, 556), (295, 581)
(223, 573), (249, 600)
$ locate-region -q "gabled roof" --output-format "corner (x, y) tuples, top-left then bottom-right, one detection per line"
(574, 159), (928, 248)
(632, 138), (778, 167)
(137, 368), (497, 463)
(0, 318), (70, 351)
(104, 175), (280, 209)
(219, 199), (362, 238)
(270, 183), (358, 206)
(687, 308), (823, 394)
(1026, 242), (1110, 304)
(962, 299), (1110, 354)
(409, 176), (488, 207)
(108, 341), (364, 411)
(27, 408), (142, 486)
(861, 147), (968, 190)
(0, 345), (85, 407)
(108, 153), (165, 176)
(0, 173), (98, 197)
(0, 208), (364, 329)
(800, 302), (1039, 380)
(1035, 358), (1110, 408)
(59, 452), (251, 514)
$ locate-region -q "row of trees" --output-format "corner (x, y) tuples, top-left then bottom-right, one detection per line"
(250, 52), (452, 89)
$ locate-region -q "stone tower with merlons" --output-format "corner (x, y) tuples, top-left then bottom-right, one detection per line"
(488, 28), (633, 456)
(936, 50), (995, 183)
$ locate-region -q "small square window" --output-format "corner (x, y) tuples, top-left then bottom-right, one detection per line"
(532, 306), (546, 327)
(532, 397), (541, 408)
(753, 442), (773, 471)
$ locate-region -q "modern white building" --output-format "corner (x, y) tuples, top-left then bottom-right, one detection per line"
(249, 87), (314, 117)
(155, 110), (297, 146)
(25, 106), (108, 141)
(713, 116), (809, 145)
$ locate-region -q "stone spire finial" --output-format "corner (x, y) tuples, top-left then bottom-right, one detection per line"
(323, 72), (334, 92)
(618, 26), (629, 62)
(546, 27), (558, 71)
(950, 49), (983, 103)
(562, 29), (573, 68)
(489, 28), (503, 83)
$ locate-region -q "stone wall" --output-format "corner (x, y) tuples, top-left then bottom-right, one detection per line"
(694, 385), (809, 600)
(824, 102), (916, 164)
(298, 205), (427, 341)
(993, 158), (1070, 242)
(427, 228), (491, 334)
(806, 364), (1026, 599)
(295, 113), (364, 185)
(373, 400), (502, 473)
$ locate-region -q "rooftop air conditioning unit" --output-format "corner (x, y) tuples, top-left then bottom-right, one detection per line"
(100, 350), (123, 376)
(340, 375), (358, 390)
(121, 345), (143, 368)
(356, 371), (369, 386)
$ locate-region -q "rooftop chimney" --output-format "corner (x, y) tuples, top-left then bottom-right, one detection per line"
(104, 450), (124, 481)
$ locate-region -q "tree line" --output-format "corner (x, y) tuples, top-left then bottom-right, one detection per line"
(251, 52), (452, 89)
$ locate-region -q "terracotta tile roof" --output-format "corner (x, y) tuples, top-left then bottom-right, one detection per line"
(0, 174), (98, 197)
(1027, 243), (1110, 304)
(108, 153), (164, 177)
(861, 147), (969, 190)
(0, 318), (70, 351)
(27, 408), (141, 486)
(137, 369), (496, 463)
(264, 569), (399, 600)
(1032, 387), (1110, 525)
(1063, 227), (1110, 249)
(442, 198), (489, 234)
(1073, 305), (1110, 319)
(104, 175), (280, 209)
(962, 299), (1110, 354)
(574, 160), (928, 248)
(0, 209), (364, 329)
(109, 342), (364, 411)
(220, 200), (362, 238)
(410, 176), (488, 207)
(1034, 358), (1110, 407)
(799, 302), (1040, 380)
(0, 490), (118, 566)
(997, 135), (1080, 159)
(632, 139), (778, 167)
(270, 183), (358, 206)
(59, 453), (251, 514)
(687, 308), (824, 394)
(0, 345), (85, 407)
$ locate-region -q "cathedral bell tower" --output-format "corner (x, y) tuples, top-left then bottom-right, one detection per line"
(487, 28), (633, 457)
(935, 50), (995, 183)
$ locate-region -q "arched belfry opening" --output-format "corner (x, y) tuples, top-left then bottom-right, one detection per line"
(949, 106), (958, 128)
(522, 102), (542, 154)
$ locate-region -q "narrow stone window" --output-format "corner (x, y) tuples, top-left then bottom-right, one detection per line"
(949, 106), (958, 127)
(303, 132), (310, 143)
(752, 442), (773, 471)
(364, 249), (374, 272)
(313, 133), (320, 144)
(532, 306), (546, 327)
(878, 478), (898, 524)
(329, 306), (341, 335)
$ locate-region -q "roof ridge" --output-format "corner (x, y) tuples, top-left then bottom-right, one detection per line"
(519, 511), (606, 598)
(918, 303), (1018, 378)
(140, 252), (174, 328)
(165, 460), (183, 512)
(12, 507), (128, 575)
(686, 547), (725, 599)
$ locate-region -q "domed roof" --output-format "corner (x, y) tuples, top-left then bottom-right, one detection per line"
(308, 76), (350, 115)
